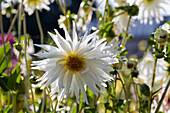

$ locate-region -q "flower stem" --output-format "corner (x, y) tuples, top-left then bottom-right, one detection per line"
(22, 5), (32, 112)
(155, 79), (170, 113)
(121, 16), (132, 46)
(18, 3), (23, 42)
(53, 99), (58, 113)
(30, 84), (36, 112)
(113, 11), (126, 18)
(46, 88), (54, 111)
(0, 88), (2, 110)
(0, 3), (11, 106)
(0, 1), (10, 77)
(35, 9), (44, 45)
(148, 58), (157, 113)
(57, 0), (66, 15)
(117, 73), (129, 112)
(41, 88), (46, 113)
(12, 92), (17, 113)
(5, 7), (20, 43)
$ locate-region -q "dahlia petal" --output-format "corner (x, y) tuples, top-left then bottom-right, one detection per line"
(34, 44), (59, 52)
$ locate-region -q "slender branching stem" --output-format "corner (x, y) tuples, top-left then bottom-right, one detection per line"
(0, 1), (11, 107)
(35, 9), (44, 45)
(121, 16), (132, 46)
(41, 88), (46, 113)
(18, 3), (23, 42)
(54, 99), (58, 113)
(30, 84), (36, 113)
(46, 88), (54, 111)
(5, 7), (20, 43)
(155, 79), (170, 113)
(57, 0), (66, 15)
(148, 58), (157, 113)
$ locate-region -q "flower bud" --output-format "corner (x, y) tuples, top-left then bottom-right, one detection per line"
(127, 5), (139, 16)
(155, 52), (164, 59)
(154, 27), (168, 43)
(14, 43), (23, 52)
(127, 59), (137, 69)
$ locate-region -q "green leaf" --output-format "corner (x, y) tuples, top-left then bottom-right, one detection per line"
(2, 105), (13, 113)
(104, 102), (112, 110)
(152, 88), (162, 97)
(0, 74), (9, 92)
(7, 63), (21, 91)
(166, 44), (170, 57)
(0, 42), (12, 74)
(163, 21), (170, 25)
(99, 22), (116, 38)
(141, 84), (150, 97)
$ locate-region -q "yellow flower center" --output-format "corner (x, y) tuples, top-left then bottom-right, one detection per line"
(144, 0), (154, 4)
(63, 53), (85, 72)
(28, 0), (40, 5)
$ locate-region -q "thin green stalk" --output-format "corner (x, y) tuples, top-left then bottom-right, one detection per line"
(131, 77), (139, 111)
(113, 11), (126, 18)
(0, 3), (11, 106)
(5, 8), (20, 43)
(46, 88), (54, 111)
(0, 88), (2, 110)
(117, 73), (129, 112)
(30, 84), (36, 112)
(41, 88), (46, 113)
(53, 99), (58, 113)
(12, 93), (17, 113)
(112, 76), (117, 113)
(0, 3), (10, 77)
(102, 0), (108, 24)
(57, 0), (66, 15)
(18, 3), (23, 42)
(155, 79), (170, 113)
(148, 58), (157, 113)
(121, 16), (132, 46)
(22, 6), (32, 112)
(35, 9), (44, 45)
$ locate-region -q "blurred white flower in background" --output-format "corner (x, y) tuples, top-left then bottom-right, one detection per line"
(137, 52), (169, 89)
(31, 21), (120, 104)
(113, 0), (130, 34)
(23, 0), (54, 15)
(136, 0), (170, 25)
(13, 39), (34, 76)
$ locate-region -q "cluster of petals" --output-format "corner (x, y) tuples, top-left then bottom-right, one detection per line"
(137, 52), (169, 89)
(31, 21), (120, 103)
(136, 0), (170, 25)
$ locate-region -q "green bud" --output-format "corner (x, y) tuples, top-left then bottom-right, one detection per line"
(29, 76), (38, 84)
(127, 5), (139, 16)
(14, 43), (23, 52)
(127, 59), (137, 69)
(155, 52), (164, 58)
(131, 70), (138, 78)
(147, 37), (155, 46)
(35, 87), (43, 95)
(141, 83), (150, 97)
(112, 61), (123, 69)
(154, 27), (168, 43)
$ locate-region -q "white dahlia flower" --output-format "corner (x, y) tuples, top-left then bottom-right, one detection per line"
(31, 22), (119, 103)
(137, 52), (169, 89)
(23, 0), (54, 15)
(137, 0), (170, 25)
